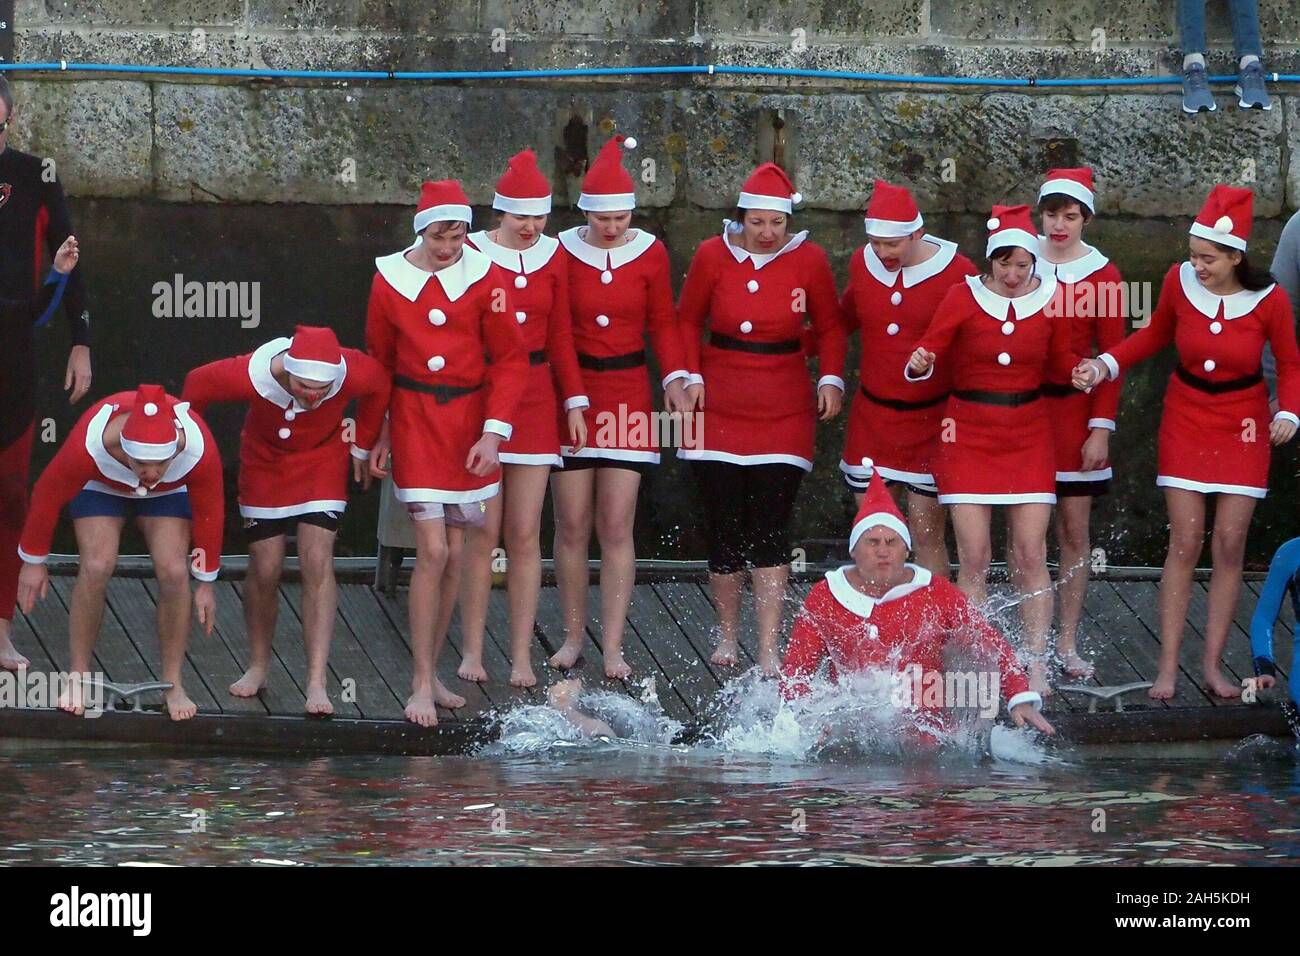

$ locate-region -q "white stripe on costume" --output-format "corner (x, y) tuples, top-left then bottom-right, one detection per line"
(676, 448), (813, 471)
(239, 499), (347, 520)
(1156, 475), (1266, 499)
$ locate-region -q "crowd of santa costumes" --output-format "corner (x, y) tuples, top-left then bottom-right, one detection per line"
(9, 133), (1299, 728)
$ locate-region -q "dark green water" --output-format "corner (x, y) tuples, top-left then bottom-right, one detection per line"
(1, 737), (1297, 865)
(28, 200), (1298, 566)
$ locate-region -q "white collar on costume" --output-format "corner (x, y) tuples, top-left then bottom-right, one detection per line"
(862, 235), (959, 289)
(965, 272), (1058, 321)
(1034, 237), (1109, 284)
(1178, 260), (1276, 320)
(558, 226), (657, 272)
(84, 400), (205, 490)
(720, 222), (809, 270)
(825, 564), (933, 618)
(374, 240), (493, 303)
(247, 337), (347, 411)
(467, 230), (559, 274)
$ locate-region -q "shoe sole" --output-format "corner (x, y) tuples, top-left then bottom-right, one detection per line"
(1234, 86), (1272, 109)
(1182, 102), (1217, 114)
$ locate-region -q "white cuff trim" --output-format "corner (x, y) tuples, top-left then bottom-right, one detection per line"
(1098, 352), (1119, 381)
(17, 547), (47, 565)
(904, 360), (934, 382)
(687, 372), (704, 388)
(191, 566), (220, 583)
(483, 419), (513, 440)
(1087, 418), (1116, 431)
(662, 370), (690, 388)
(817, 375), (845, 392)
(349, 445), (371, 461)
(1007, 690), (1043, 712)
(564, 395), (591, 412)
(1274, 411), (1299, 427)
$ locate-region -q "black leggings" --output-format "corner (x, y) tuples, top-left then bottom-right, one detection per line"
(690, 460), (805, 574)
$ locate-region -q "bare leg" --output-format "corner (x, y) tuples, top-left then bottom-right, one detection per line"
(64, 516), (125, 714)
(1204, 493), (1256, 699)
(138, 516), (198, 720)
(1054, 495), (1095, 677)
(1008, 502), (1055, 697)
(457, 492), (502, 684)
(501, 463), (550, 687)
(297, 522), (338, 715)
(708, 571), (744, 666)
(232, 533), (284, 698)
(0, 619), (28, 671)
(407, 515), (450, 726)
(594, 467), (641, 680)
(905, 489), (950, 581)
(948, 503), (993, 607)
(751, 564), (788, 677)
(431, 524), (466, 709)
(1153, 488), (1206, 700)
(549, 468), (595, 669)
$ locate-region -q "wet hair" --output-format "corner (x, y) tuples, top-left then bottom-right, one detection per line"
(1036, 193), (1094, 223)
(1206, 242), (1276, 291)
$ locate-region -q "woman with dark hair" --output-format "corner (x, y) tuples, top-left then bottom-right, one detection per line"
(677, 162), (846, 676)
(907, 206), (1078, 695)
(1074, 184), (1300, 701)
(1033, 168), (1126, 681)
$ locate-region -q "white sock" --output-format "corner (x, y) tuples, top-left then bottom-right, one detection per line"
(1240, 54), (1260, 70)
(1183, 52), (1205, 69)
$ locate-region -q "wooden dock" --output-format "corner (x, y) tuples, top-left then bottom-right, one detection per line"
(0, 563), (1294, 753)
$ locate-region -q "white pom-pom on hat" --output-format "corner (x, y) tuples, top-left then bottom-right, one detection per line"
(1214, 215), (1234, 233)
(861, 456), (874, 472)
(143, 402), (158, 416)
(791, 192), (803, 204)
(623, 136), (637, 150)
(987, 217), (1001, 231)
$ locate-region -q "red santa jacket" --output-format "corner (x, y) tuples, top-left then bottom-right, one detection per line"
(910, 274), (1078, 391)
(677, 227), (847, 390)
(181, 338), (391, 518)
(557, 227), (688, 387)
(781, 565), (1040, 719)
(1099, 261), (1300, 421)
(365, 242), (529, 439)
(467, 231), (588, 410)
(841, 235), (977, 403)
(19, 391), (225, 581)
(1036, 241), (1126, 428)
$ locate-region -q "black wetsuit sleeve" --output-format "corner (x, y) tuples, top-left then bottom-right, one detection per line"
(39, 171), (89, 347)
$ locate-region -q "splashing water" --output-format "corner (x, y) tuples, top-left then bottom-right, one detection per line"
(482, 682), (685, 757)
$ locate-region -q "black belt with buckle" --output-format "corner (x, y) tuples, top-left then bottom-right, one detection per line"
(954, 389), (1041, 407)
(860, 385), (949, 411)
(709, 332), (802, 355)
(393, 374), (484, 405)
(1175, 366), (1263, 394)
(577, 350), (646, 372)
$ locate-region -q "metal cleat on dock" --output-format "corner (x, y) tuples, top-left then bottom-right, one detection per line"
(84, 677), (174, 713)
(1056, 682), (1153, 713)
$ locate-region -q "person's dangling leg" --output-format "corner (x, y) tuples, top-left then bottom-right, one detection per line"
(1204, 492), (1257, 699)
(1153, 488), (1207, 700)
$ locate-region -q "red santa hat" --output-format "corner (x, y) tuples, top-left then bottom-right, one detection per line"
(120, 384), (179, 461)
(737, 162), (803, 214)
(577, 135), (638, 212)
(849, 458), (912, 552)
(413, 179), (472, 234)
(283, 325), (344, 383)
(493, 148), (552, 216)
(985, 204), (1039, 258)
(863, 179), (923, 237)
(1037, 167), (1095, 214)
(1189, 184), (1253, 252)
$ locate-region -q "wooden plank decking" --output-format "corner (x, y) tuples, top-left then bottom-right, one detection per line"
(0, 566), (1294, 752)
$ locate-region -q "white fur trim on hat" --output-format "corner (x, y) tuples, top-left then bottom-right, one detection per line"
(1037, 179), (1095, 212)
(864, 213), (924, 238)
(120, 436), (179, 461)
(1189, 220), (1247, 251)
(849, 513), (912, 552)
(577, 192), (637, 212)
(283, 354), (344, 383)
(986, 228), (1040, 258)
(737, 191), (794, 214)
(493, 193), (552, 216)
(414, 204), (472, 234)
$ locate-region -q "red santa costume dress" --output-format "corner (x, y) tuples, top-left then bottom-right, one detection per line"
(781, 468), (1041, 741)
(839, 180), (977, 495)
(365, 180), (529, 513)
(910, 206), (1077, 505)
(676, 162), (846, 573)
(181, 325), (390, 538)
(1033, 168), (1127, 496)
(557, 135), (689, 474)
(1096, 185), (1300, 497)
(18, 384), (225, 582)
(467, 149), (588, 468)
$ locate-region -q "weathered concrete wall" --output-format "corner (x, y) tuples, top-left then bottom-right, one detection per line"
(8, 0), (1300, 213)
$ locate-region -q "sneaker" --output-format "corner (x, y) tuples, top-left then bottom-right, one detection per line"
(1182, 63), (1217, 113)
(1236, 61), (1272, 110)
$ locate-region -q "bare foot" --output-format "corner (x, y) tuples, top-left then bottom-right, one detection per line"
(510, 662), (537, 688)
(405, 689), (439, 727)
(1148, 671), (1177, 700)
(457, 653), (488, 683)
(1204, 669), (1241, 700)
(1028, 659), (1053, 698)
(165, 687), (198, 721)
(757, 645), (780, 679)
(229, 664), (267, 698)
(710, 640), (739, 667)
(57, 678), (87, 716)
(604, 649), (632, 680)
(0, 633), (29, 672)
(549, 640), (584, 670)
(432, 677), (465, 710)
(305, 683), (334, 716)
(1058, 650), (1095, 680)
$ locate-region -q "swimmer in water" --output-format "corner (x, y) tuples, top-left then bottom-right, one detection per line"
(547, 678), (616, 739)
